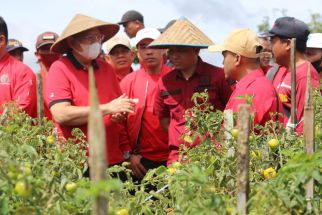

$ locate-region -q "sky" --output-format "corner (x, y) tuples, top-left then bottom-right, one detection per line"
(1, 0), (322, 71)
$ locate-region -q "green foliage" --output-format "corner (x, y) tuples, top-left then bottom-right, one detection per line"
(0, 87), (321, 214)
(308, 13), (322, 33)
(0, 103), (91, 214)
(257, 16), (270, 33)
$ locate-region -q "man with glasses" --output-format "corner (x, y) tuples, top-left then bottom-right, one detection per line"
(0, 16), (37, 117)
(46, 14), (136, 171)
(105, 35), (134, 82)
(35, 31), (61, 120)
(257, 33), (273, 74)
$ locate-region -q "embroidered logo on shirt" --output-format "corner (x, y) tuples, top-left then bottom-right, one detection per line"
(0, 74), (9, 83)
(279, 93), (288, 103)
(50, 93), (55, 98)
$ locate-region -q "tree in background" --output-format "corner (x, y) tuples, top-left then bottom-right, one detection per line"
(257, 16), (270, 33)
(257, 10), (322, 33)
(308, 13), (322, 33)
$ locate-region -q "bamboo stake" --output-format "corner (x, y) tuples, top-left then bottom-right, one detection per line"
(36, 73), (44, 125)
(88, 65), (108, 215)
(303, 65), (314, 212)
(224, 109), (234, 143)
(289, 38), (297, 133)
(236, 104), (250, 215)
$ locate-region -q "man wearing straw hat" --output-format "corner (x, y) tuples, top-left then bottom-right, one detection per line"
(0, 16), (37, 118)
(46, 14), (136, 168)
(150, 18), (232, 165)
(265, 17), (320, 134)
(120, 28), (171, 179)
(209, 28), (284, 127)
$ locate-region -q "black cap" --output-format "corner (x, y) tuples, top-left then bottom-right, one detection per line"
(118, 10), (144, 25)
(266, 17), (309, 42)
(158, 19), (176, 33)
(6, 39), (28, 52)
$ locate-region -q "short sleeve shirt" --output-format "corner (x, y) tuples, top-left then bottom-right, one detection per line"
(0, 53), (36, 117)
(154, 58), (232, 148)
(46, 52), (125, 165)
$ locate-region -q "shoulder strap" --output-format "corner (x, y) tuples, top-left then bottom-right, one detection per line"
(266, 64), (280, 81)
(133, 79), (149, 154)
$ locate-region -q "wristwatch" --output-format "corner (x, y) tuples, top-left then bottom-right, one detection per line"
(123, 151), (131, 160)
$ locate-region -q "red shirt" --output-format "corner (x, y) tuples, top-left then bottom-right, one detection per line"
(261, 65), (272, 75)
(0, 53), (36, 117)
(154, 58), (232, 164)
(40, 65), (53, 120)
(225, 69), (284, 126)
(46, 53), (127, 165)
(274, 62), (320, 134)
(120, 64), (171, 161)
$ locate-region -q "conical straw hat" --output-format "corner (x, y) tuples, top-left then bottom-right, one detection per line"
(149, 17), (214, 49)
(51, 14), (119, 54)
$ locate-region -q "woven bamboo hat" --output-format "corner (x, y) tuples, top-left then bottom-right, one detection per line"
(149, 17), (214, 49)
(51, 14), (119, 54)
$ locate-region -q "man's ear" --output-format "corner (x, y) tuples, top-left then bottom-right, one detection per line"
(105, 55), (112, 64)
(285, 39), (292, 52)
(235, 54), (242, 66)
(0, 35), (6, 48)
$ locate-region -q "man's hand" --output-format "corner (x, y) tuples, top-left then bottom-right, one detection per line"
(111, 112), (127, 122)
(102, 94), (136, 115)
(129, 154), (147, 179)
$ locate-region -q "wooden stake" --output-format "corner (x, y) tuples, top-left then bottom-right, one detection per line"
(303, 65), (314, 212)
(289, 38), (297, 133)
(88, 66), (108, 215)
(36, 73), (44, 125)
(224, 109), (234, 143)
(236, 104), (250, 215)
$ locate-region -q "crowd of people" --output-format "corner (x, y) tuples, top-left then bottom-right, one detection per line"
(0, 10), (321, 181)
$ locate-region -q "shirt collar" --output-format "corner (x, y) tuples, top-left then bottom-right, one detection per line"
(0, 53), (10, 64)
(66, 51), (99, 71)
(236, 68), (264, 88)
(175, 57), (204, 80)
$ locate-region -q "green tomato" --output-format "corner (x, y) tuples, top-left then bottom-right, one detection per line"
(249, 134), (255, 142)
(268, 138), (279, 150)
(171, 162), (182, 169)
(21, 165), (32, 176)
(231, 128), (239, 139)
(65, 182), (77, 193)
(116, 208), (129, 215)
(15, 181), (30, 197)
(46, 135), (55, 145)
(8, 171), (17, 180)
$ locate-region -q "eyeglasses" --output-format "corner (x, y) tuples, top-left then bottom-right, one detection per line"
(79, 34), (104, 43)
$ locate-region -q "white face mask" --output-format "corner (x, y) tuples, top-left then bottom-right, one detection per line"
(77, 42), (101, 60)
